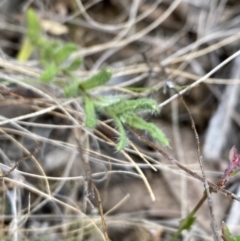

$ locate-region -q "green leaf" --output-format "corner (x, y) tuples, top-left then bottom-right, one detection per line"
(95, 97), (122, 109)
(34, 37), (49, 50)
(42, 41), (60, 60)
(84, 95), (97, 128)
(222, 223), (234, 241)
(122, 113), (169, 146)
(179, 215), (196, 231)
(53, 43), (78, 64)
(17, 37), (34, 62)
(61, 57), (82, 71)
(40, 62), (58, 82)
(64, 79), (80, 97)
(115, 119), (127, 151)
(79, 68), (112, 90)
(107, 111), (127, 151)
(107, 98), (159, 115)
(221, 223), (240, 241)
(26, 8), (41, 44)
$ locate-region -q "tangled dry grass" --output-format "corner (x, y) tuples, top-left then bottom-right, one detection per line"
(1, 0), (240, 240)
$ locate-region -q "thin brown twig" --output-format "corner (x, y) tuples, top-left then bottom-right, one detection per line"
(159, 49), (240, 108)
(75, 135), (95, 198)
(173, 88), (219, 241)
(92, 183), (110, 241)
(75, 135), (110, 241)
(129, 127), (240, 202)
(0, 143), (41, 178)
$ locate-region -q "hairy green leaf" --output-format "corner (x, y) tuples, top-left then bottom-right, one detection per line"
(122, 113), (169, 146)
(61, 57), (82, 71)
(79, 68), (112, 90)
(40, 62), (58, 82)
(116, 120), (127, 151)
(84, 95), (97, 128)
(53, 43), (78, 64)
(108, 111), (127, 151)
(107, 98), (159, 115)
(95, 97), (122, 109)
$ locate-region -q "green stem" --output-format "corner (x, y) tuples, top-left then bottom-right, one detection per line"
(170, 192), (208, 241)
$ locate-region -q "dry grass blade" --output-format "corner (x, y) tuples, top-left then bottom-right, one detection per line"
(0, 143), (40, 178)
(129, 127), (240, 202)
(159, 49), (240, 108)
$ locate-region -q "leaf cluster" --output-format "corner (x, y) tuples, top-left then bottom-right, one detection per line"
(26, 8), (82, 82)
(65, 69), (169, 150)
(25, 8), (169, 151)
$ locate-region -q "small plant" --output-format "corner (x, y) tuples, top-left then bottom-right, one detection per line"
(21, 8), (169, 151)
(222, 222), (240, 241)
(66, 76), (169, 150)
